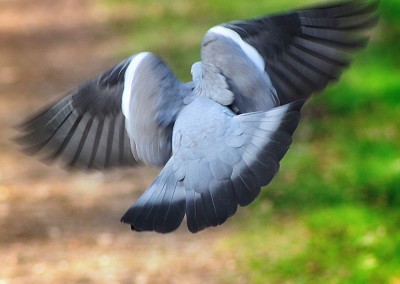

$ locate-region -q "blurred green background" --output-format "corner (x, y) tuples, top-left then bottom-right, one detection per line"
(102, 0), (400, 282)
(1, 0), (399, 283)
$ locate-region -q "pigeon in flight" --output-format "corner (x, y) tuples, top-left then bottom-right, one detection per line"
(17, 0), (378, 233)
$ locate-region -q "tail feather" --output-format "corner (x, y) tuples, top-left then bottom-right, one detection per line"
(121, 160), (186, 233)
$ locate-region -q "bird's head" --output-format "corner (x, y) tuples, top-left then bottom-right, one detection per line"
(191, 62), (202, 82)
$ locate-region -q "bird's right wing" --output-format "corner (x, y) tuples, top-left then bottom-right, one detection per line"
(200, 0), (378, 111)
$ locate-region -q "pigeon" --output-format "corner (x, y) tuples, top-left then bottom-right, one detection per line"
(17, 0), (378, 233)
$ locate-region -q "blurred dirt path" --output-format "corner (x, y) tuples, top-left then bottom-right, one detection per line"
(0, 1), (239, 283)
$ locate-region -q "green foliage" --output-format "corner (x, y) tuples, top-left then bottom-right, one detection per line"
(223, 206), (400, 283)
(101, 0), (400, 282)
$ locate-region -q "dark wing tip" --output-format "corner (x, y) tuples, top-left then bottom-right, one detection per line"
(14, 55), (143, 170)
(221, 0), (379, 105)
(15, 99), (137, 170)
(269, 1), (378, 103)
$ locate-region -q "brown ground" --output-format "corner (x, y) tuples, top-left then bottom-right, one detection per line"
(0, 1), (240, 283)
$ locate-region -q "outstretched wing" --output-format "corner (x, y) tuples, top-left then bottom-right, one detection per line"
(17, 52), (193, 169)
(200, 0), (378, 111)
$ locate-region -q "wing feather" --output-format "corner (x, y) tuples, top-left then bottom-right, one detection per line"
(218, 0), (378, 104)
(17, 52), (193, 169)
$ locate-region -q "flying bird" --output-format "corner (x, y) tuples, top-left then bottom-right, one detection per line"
(17, 0), (378, 233)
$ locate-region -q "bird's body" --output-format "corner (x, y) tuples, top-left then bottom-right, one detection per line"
(174, 97), (233, 157)
(123, 95), (302, 232)
(17, 0), (378, 233)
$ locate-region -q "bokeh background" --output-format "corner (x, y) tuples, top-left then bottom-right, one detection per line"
(0, 0), (399, 283)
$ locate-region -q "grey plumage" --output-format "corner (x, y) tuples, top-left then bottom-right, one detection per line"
(16, 0), (378, 233)
(222, 0), (379, 104)
(122, 53), (194, 167)
(17, 59), (137, 169)
(122, 98), (303, 233)
(201, 31), (280, 113)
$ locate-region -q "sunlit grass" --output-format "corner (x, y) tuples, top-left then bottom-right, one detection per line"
(220, 206), (400, 283)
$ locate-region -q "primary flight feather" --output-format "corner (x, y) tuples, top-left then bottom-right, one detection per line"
(17, 0), (378, 233)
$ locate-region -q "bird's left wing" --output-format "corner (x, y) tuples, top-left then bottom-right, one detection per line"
(17, 52), (193, 169)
